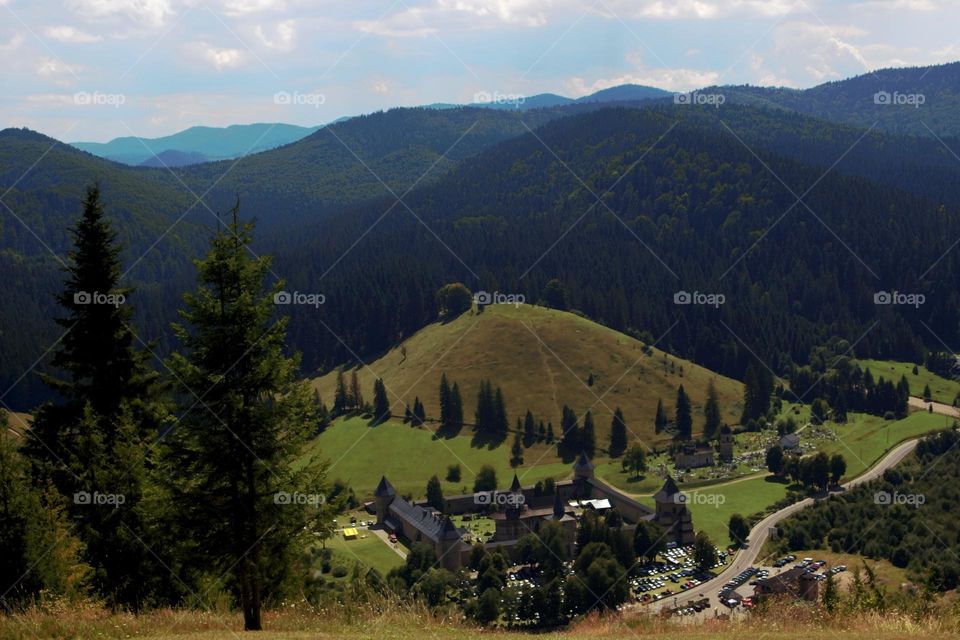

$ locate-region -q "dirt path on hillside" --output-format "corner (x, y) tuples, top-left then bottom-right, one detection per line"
(535, 337), (561, 422)
(909, 396), (959, 417)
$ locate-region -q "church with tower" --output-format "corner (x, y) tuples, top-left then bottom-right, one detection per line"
(372, 453), (696, 570)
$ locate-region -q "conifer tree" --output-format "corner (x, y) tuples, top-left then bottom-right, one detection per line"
(523, 410), (536, 447)
(654, 398), (668, 434)
(609, 407), (627, 457)
(675, 385), (692, 440)
(582, 410), (596, 457)
(510, 431), (524, 467)
(494, 387), (508, 435)
(349, 370), (363, 410)
(164, 205), (325, 630)
(333, 369), (348, 416)
(372, 378), (390, 425)
(703, 380), (721, 439)
(450, 382), (463, 429)
(23, 185), (164, 608)
(439, 373), (451, 428)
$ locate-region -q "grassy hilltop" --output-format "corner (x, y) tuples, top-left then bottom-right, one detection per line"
(311, 304), (744, 447)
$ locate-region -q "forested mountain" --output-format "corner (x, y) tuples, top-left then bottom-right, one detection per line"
(3, 99), (960, 411)
(71, 122), (325, 165)
(0, 106), (569, 407)
(273, 106), (960, 383)
(715, 61), (960, 137)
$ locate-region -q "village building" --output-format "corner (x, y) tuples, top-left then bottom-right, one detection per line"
(372, 453), (697, 570)
(718, 425), (735, 463)
(779, 433), (801, 451)
(753, 567), (819, 602)
(674, 441), (715, 469)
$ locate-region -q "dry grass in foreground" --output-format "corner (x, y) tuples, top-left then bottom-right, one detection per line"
(2, 599), (959, 640)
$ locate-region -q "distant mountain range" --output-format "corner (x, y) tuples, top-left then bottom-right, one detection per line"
(4, 61), (960, 409)
(70, 122), (326, 166)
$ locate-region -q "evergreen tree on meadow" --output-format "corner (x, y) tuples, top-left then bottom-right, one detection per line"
(510, 431), (524, 467)
(609, 407), (627, 458)
(523, 410), (536, 447)
(426, 475), (444, 512)
(741, 362), (772, 423)
(412, 397), (426, 426)
(22, 185), (165, 609)
(163, 206), (326, 630)
(439, 373), (451, 428)
(349, 370), (363, 410)
(703, 380), (721, 439)
(582, 410), (596, 457)
(675, 385), (692, 440)
(493, 387), (508, 435)
(371, 378), (390, 425)
(333, 369), (348, 416)
(450, 382), (463, 429)
(654, 398), (668, 434)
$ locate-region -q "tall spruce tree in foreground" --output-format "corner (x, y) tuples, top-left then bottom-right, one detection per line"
(23, 185), (165, 609)
(164, 205), (325, 630)
(371, 378), (390, 425)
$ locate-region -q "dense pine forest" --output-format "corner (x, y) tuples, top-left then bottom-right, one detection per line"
(3, 92), (960, 408)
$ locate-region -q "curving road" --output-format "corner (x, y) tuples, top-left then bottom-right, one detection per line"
(652, 397), (957, 614)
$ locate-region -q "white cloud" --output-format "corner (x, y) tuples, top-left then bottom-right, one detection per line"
(221, 0), (287, 16)
(0, 33), (24, 52)
(44, 25), (103, 43)
(437, 0), (550, 27)
(254, 20), (295, 51)
(566, 52), (720, 94)
(67, 0), (175, 28)
(204, 45), (245, 69)
(371, 80), (389, 94)
(601, 0), (802, 20)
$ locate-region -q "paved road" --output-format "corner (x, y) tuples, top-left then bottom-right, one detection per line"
(908, 396), (959, 417)
(652, 436), (924, 615)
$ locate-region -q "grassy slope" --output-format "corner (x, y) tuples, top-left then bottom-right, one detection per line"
(301, 416), (572, 500)
(821, 411), (950, 479)
(326, 533), (404, 577)
(311, 304), (743, 447)
(3, 606), (956, 639)
(858, 359), (960, 405)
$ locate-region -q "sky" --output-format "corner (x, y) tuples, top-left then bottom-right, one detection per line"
(1, 0), (959, 142)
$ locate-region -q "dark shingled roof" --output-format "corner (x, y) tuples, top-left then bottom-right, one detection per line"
(574, 451), (594, 472)
(388, 496), (462, 544)
(374, 476), (396, 497)
(653, 476), (681, 503)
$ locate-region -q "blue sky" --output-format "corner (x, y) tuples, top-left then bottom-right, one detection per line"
(2, 0), (958, 141)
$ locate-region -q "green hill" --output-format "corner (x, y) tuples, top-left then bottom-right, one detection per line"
(311, 304), (743, 448)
